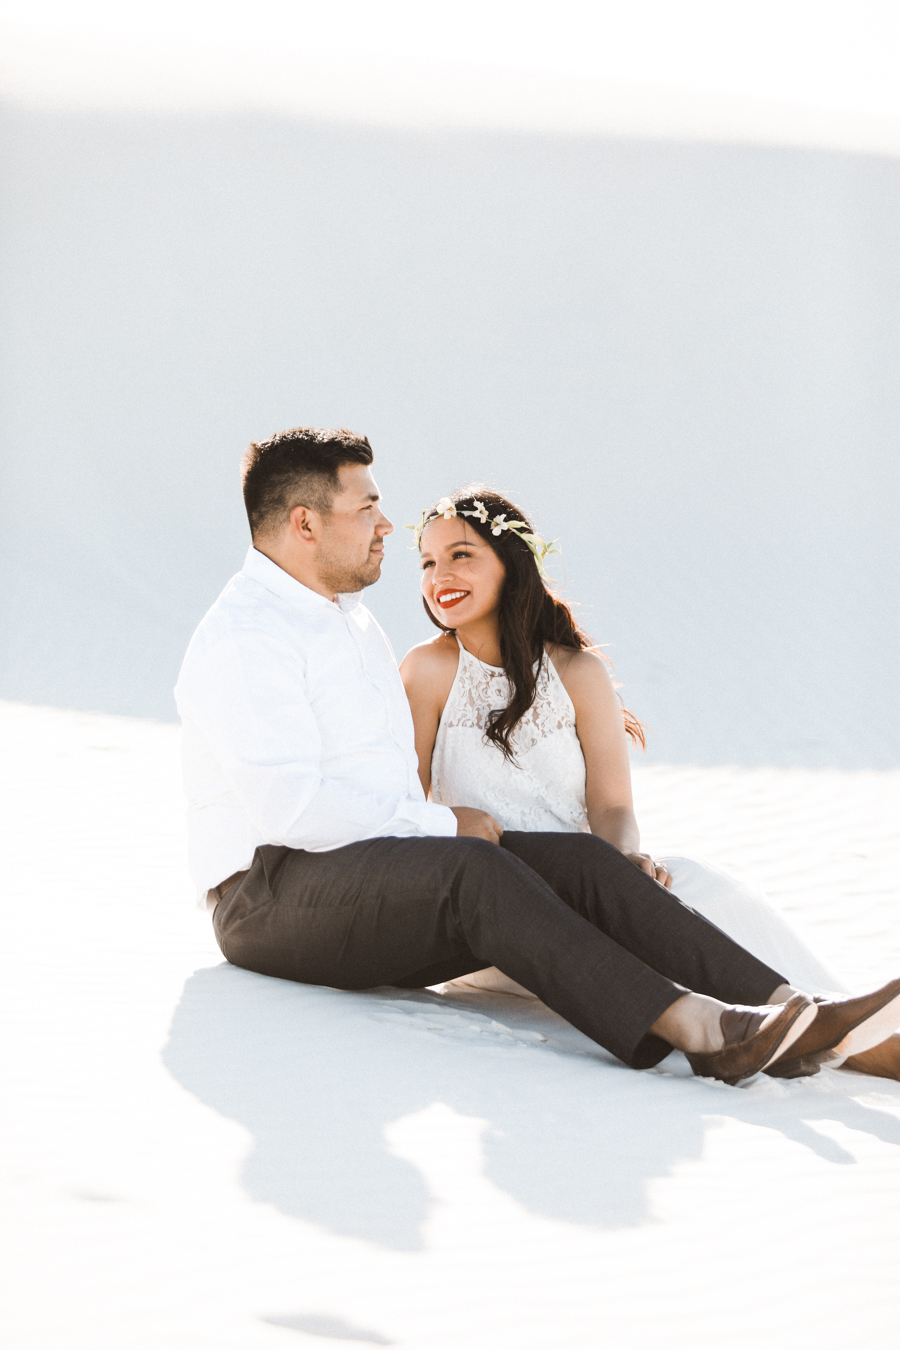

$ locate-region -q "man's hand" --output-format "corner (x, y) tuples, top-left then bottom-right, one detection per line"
(451, 806), (503, 844)
(625, 852), (672, 888)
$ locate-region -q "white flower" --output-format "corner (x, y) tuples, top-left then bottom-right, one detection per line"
(434, 496), (457, 519)
(471, 499), (489, 523)
(491, 514), (508, 535)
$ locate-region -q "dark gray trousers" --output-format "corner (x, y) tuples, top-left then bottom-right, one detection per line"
(213, 830), (785, 1069)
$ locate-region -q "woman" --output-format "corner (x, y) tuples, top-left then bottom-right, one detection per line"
(400, 487), (900, 1081)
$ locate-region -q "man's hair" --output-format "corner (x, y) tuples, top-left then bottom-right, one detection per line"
(241, 427), (374, 538)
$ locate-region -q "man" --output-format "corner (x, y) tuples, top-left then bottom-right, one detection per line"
(175, 428), (900, 1085)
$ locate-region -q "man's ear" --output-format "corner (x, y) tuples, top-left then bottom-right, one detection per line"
(288, 503), (320, 543)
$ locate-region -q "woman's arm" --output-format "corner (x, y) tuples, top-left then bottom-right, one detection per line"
(399, 636), (459, 796)
(552, 647), (672, 888)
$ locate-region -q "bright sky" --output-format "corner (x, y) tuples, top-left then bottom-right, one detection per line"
(3, 1), (900, 151)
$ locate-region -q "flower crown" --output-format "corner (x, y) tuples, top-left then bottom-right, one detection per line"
(408, 496), (559, 579)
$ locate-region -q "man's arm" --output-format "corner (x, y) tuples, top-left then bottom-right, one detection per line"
(177, 625), (458, 851)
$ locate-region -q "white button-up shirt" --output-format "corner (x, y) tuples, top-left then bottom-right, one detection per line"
(174, 546), (457, 896)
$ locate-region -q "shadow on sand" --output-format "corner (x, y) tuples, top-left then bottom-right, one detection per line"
(162, 962), (900, 1251)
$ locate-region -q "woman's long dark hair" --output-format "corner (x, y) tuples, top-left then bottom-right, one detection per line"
(419, 486), (645, 758)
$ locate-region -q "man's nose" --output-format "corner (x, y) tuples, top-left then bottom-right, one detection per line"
(376, 510), (394, 535)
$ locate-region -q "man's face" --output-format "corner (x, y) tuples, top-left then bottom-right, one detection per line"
(315, 463), (393, 594)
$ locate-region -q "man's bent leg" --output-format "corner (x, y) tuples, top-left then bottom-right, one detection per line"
(213, 835), (688, 1069)
(500, 832), (785, 1008)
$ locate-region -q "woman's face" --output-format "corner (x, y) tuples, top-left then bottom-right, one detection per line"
(419, 516), (506, 627)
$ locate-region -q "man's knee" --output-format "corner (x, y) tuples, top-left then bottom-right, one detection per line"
(450, 835), (524, 886)
(504, 830), (620, 865)
(556, 831), (633, 883)
(452, 835), (511, 865)
(569, 832), (621, 863)
(500, 830), (630, 894)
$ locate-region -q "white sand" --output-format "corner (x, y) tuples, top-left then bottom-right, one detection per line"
(3, 698), (900, 1349)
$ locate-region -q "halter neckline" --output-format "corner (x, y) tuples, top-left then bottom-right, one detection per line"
(455, 634), (505, 674)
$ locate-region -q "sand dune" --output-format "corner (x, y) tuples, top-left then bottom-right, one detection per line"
(1, 109), (898, 767)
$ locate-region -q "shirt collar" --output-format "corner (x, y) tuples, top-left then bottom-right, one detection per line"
(241, 547), (365, 616)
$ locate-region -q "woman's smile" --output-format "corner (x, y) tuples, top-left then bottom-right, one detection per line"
(435, 587), (470, 609)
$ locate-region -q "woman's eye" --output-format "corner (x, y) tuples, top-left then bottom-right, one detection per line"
(452, 551), (471, 560)
(421, 560), (435, 569)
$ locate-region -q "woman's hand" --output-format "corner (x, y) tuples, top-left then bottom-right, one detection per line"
(625, 852), (673, 889)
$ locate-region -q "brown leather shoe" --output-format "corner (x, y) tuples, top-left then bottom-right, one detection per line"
(687, 993), (818, 1085)
(764, 977), (900, 1079)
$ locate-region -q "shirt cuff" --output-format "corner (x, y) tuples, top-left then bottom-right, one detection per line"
(412, 801), (459, 837)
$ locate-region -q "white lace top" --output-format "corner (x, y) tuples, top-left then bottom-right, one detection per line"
(431, 638), (590, 833)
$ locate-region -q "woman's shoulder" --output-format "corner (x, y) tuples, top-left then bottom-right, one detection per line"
(546, 644), (616, 701)
(401, 631), (459, 672)
(400, 632), (460, 697)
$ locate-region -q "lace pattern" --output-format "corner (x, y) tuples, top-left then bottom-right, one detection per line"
(431, 640), (589, 834)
